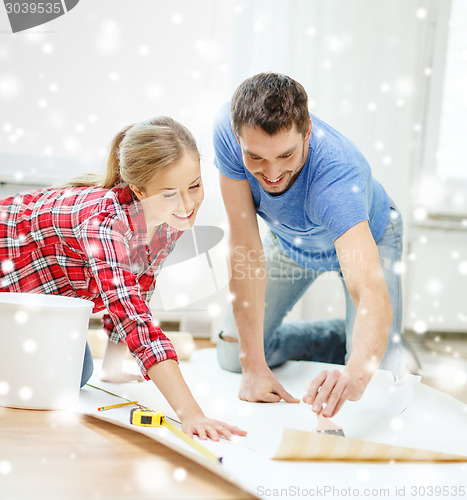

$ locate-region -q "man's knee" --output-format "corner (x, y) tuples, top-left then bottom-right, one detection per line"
(219, 333), (238, 343)
(216, 333), (242, 373)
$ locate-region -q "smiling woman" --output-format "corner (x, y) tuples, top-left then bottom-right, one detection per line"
(0, 116), (246, 441)
(131, 151), (204, 235)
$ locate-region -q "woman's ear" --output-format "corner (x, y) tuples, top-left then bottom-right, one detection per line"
(129, 184), (145, 201)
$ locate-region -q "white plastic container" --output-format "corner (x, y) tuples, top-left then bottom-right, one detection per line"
(0, 293), (94, 410)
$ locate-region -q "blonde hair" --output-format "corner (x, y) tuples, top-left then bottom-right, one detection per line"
(63, 117), (199, 190)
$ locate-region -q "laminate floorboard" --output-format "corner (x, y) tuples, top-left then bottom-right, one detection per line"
(0, 406), (253, 500)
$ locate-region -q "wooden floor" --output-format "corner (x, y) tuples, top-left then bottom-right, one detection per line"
(0, 406), (253, 500)
(0, 336), (253, 500)
(2, 333), (467, 500)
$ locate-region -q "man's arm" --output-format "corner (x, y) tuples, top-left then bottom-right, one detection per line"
(220, 173), (298, 403)
(304, 220), (392, 416)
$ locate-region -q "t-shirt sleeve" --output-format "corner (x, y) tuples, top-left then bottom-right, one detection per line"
(80, 214), (178, 380)
(310, 157), (371, 242)
(212, 102), (247, 180)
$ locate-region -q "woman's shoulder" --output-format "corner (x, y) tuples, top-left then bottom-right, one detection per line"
(37, 184), (134, 231)
(52, 184), (131, 208)
(75, 185), (137, 233)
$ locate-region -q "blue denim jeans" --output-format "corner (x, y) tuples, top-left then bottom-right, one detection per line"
(81, 342), (94, 388)
(217, 201), (405, 377)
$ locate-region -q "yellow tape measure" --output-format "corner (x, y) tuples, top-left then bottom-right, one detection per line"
(130, 408), (165, 427)
(130, 408), (222, 463)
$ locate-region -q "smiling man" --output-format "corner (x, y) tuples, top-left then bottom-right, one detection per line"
(213, 73), (407, 417)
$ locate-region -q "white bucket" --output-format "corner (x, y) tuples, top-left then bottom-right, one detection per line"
(0, 293), (94, 410)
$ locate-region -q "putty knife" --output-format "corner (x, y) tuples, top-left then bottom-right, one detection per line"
(313, 412), (345, 437)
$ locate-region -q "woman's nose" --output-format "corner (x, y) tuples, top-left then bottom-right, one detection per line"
(179, 192), (195, 213)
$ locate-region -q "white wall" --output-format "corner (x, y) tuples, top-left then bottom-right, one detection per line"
(0, 0), (449, 335)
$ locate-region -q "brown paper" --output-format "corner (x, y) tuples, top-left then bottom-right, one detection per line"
(273, 428), (467, 462)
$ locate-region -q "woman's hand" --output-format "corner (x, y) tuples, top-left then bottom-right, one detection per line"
(181, 413), (247, 441)
(147, 359), (247, 442)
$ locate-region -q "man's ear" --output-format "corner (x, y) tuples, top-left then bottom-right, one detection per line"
(129, 184), (145, 201)
(304, 118), (312, 141)
(231, 124), (241, 145)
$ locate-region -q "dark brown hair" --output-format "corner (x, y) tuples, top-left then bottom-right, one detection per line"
(231, 73), (309, 137)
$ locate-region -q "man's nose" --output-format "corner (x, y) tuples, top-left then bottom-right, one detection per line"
(263, 163), (282, 180)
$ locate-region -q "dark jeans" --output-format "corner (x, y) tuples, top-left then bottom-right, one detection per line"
(80, 342), (94, 388)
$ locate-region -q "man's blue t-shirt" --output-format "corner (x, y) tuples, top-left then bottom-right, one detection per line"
(213, 102), (390, 271)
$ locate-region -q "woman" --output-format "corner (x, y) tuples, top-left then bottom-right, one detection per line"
(0, 117), (246, 441)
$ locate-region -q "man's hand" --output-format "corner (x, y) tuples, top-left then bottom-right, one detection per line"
(302, 366), (371, 418)
(239, 366), (300, 403)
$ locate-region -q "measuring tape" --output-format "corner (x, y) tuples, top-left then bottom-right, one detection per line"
(87, 384), (223, 464)
(130, 408), (222, 463)
(130, 408), (165, 427)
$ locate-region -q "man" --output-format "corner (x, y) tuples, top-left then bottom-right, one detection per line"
(213, 73), (406, 418)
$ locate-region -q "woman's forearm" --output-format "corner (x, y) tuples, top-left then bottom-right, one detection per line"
(147, 359), (204, 421)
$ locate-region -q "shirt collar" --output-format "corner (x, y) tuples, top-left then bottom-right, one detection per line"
(117, 184), (180, 258)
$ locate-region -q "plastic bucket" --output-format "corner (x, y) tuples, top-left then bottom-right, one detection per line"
(0, 293), (94, 410)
